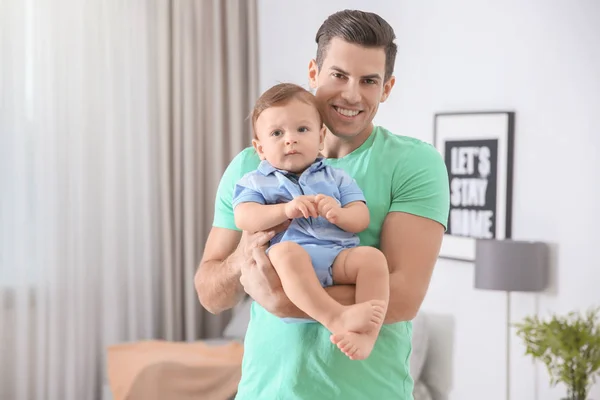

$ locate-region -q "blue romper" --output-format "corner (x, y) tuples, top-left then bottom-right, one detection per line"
(232, 158), (366, 286)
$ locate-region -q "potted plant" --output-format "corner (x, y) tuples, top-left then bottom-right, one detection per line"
(514, 306), (600, 400)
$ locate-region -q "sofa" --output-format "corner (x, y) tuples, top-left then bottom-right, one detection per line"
(410, 310), (455, 400)
(104, 299), (454, 400)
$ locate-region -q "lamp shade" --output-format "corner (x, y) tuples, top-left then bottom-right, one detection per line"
(474, 239), (549, 292)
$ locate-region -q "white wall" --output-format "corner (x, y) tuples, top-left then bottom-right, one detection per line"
(258, 1), (600, 399)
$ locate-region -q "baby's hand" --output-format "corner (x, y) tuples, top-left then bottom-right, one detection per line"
(315, 194), (342, 224)
(285, 195), (318, 219)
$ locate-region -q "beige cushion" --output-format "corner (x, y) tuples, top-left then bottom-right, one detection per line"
(106, 340), (243, 400)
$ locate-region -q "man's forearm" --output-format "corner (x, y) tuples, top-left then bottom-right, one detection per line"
(269, 274), (415, 324)
(268, 284), (355, 319)
(195, 254), (245, 315)
(327, 279), (415, 323)
(386, 270), (423, 323)
(327, 275), (416, 323)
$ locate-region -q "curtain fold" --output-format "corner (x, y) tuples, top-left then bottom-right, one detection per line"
(158, 0), (257, 342)
(0, 0), (257, 398)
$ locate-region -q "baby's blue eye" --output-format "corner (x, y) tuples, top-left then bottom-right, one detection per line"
(298, 127), (309, 133)
(271, 130), (283, 137)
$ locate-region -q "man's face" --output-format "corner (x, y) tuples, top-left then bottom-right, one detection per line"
(309, 38), (395, 140)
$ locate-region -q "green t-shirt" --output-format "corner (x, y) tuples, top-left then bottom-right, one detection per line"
(213, 126), (450, 399)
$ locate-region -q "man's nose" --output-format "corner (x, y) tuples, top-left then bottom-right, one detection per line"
(340, 82), (361, 104)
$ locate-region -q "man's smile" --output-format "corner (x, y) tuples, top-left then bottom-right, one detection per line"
(333, 106), (362, 118)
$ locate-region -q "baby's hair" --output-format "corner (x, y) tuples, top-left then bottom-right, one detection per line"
(251, 83), (322, 138)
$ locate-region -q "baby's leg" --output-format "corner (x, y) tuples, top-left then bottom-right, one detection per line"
(332, 246), (390, 312)
(268, 241), (349, 332)
(330, 246), (390, 360)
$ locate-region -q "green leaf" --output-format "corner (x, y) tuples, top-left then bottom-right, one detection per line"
(514, 306), (600, 399)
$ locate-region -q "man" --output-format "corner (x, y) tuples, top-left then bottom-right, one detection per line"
(195, 9), (450, 399)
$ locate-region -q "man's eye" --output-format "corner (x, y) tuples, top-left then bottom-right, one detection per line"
(271, 130), (283, 137)
(332, 73), (345, 79)
(364, 78), (377, 85)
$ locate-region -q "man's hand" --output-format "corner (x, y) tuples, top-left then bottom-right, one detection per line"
(238, 224), (283, 264)
(236, 218), (291, 270)
(240, 246), (287, 312)
(284, 195), (318, 219)
(238, 218), (312, 318)
(315, 194), (342, 224)
(238, 220), (298, 317)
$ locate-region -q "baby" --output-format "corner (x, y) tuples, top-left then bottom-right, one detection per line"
(232, 83), (389, 360)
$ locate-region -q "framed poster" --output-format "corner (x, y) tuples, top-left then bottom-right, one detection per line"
(434, 111), (515, 262)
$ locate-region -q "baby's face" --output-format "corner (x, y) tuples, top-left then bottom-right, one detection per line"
(253, 98), (324, 174)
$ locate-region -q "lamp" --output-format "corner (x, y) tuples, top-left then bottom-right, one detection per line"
(474, 239), (550, 400)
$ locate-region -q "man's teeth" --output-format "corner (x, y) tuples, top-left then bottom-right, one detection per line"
(335, 107), (360, 117)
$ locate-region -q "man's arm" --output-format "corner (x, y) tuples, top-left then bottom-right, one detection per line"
(380, 211), (444, 322)
(260, 212), (443, 323)
(195, 223), (287, 315)
(246, 251), (355, 319)
(195, 227), (245, 314)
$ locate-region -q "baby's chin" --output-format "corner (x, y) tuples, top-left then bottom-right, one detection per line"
(273, 158), (314, 174)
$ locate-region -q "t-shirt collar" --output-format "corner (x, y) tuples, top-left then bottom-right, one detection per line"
(257, 157), (326, 177)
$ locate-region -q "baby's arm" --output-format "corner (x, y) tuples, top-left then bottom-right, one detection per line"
(234, 202), (288, 232)
(316, 167), (370, 233)
(333, 201), (370, 233)
(316, 197), (369, 233)
(233, 173), (288, 232)
(235, 194), (319, 232)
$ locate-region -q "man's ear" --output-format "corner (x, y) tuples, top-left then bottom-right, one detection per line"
(380, 76), (396, 103)
(308, 59), (319, 89)
(252, 139), (266, 160)
(319, 126), (326, 150)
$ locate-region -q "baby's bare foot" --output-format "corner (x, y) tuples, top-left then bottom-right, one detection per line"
(330, 331), (378, 360)
(331, 300), (385, 334)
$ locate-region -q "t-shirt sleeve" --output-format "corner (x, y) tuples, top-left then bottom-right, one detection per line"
(390, 142), (450, 230)
(334, 168), (367, 207)
(213, 150), (258, 231)
(232, 173), (266, 209)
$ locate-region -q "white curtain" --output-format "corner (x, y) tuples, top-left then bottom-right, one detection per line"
(0, 0), (160, 400)
(1, 1), (162, 399)
(0, 0), (258, 398)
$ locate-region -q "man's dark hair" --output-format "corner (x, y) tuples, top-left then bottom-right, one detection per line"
(315, 10), (397, 82)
